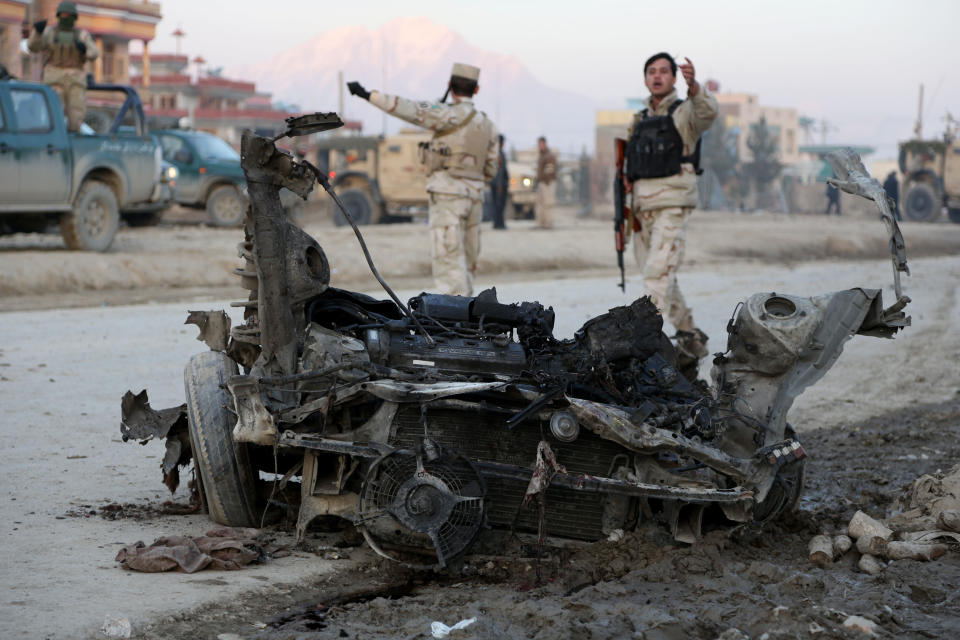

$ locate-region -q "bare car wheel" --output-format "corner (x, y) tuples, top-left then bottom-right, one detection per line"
(334, 187), (381, 226)
(184, 351), (259, 527)
(60, 180), (120, 251)
(903, 182), (940, 222)
(206, 185), (247, 227)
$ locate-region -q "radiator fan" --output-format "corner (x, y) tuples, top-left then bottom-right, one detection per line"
(358, 439), (486, 569)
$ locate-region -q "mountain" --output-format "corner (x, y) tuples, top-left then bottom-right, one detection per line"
(231, 17), (597, 154)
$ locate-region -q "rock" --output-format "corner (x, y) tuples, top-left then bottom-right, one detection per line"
(100, 615), (132, 638)
(843, 614), (879, 635)
(848, 510), (893, 541)
(858, 554), (883, 575)
(833, 534), (852, 556)
(855, 535), (888, 556)
(808, 534), (834, 567)
(885, 541), (948, 561)
(938, 509), (960, 533)
(714, 629), (750, 640)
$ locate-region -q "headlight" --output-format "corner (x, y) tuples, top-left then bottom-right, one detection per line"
(165, 166), (179, 181)
(522, 177), (532, 187)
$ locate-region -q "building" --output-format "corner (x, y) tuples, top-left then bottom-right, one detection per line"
(127, 52), (299, 143)
(595, 90), (800, 170)
(0, 1), (29, 77)
(716, 93), (799, 165)
(1, 0), (161, 83)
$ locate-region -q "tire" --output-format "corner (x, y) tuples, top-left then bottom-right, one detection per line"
(948, 208), (960, 224)
(123, 210), (164, 227)
(184, 351), (259, 527)
(60, 180), (119, 251)
(334, 187), (381, 226)
(903, 181), (941, 222)
(205, 184), (247, 227)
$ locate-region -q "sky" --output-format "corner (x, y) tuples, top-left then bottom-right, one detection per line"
(142, 0), (959, 158)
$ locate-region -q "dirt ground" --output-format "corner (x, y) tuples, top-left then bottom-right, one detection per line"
(1, 204), (959, 639)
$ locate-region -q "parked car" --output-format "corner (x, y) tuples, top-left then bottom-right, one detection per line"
(157, 129), (303, 226)
(0, 79), (173, 250)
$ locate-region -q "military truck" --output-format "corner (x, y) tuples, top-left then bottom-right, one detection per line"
(899, 132), (960, 223)
(0, 79), (174, 250)
(316, 130), (431, 226)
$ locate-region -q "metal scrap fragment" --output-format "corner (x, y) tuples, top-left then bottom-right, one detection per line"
(120, 390), (186, 443)
(185, 310), (232, 352)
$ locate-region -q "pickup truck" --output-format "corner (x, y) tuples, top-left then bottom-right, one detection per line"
(0, 79), (174, 251)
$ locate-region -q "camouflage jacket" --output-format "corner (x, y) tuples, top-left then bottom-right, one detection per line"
(629, 87), (718, 212)
(27, 26), (99, 69)
(369, 92), (498, 199)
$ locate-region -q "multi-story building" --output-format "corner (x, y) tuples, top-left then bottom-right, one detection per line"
(0, 1), (30, 78)
(715, 93), (799, 165)
(2, 0), (161, 84)
(128, 52), (297, 144)
(595, 90), (799, 169)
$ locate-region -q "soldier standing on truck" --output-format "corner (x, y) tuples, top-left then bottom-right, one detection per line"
(347, 63), (498, 296)
(535, 136), (557, 229)
(26, 2), (98, 132)
(624, 52), (717, 369)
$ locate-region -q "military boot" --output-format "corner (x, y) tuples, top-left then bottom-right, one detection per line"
(673, 328), (709, 383)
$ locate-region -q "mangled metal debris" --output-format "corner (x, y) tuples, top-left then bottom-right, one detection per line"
(120, 122), (912, 570)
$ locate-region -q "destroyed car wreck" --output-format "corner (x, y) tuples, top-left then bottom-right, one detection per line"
(121, 115), (912, 570)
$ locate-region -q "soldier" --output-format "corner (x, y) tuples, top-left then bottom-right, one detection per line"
(625, 52), (718, 371)
(535, 136), (557, 229)
(490, 134), (509, 230)
(883, 171), (901, 221)
(347, 64), (498, 296)
(26, 1), (98, 132)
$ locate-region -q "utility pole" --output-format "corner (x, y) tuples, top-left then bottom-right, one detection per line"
(338, 70), (345, 124)
(913, 84), (924, 139)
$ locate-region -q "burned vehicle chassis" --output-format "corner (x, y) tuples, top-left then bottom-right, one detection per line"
(122, 117), (911, 570)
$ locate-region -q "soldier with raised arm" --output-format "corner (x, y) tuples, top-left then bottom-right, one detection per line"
(26, 1), (99, 132)
(624, 52), (717, 377)
(347, 63), (498, 296)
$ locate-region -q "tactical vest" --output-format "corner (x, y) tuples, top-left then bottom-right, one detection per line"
(421, 106), (490, 181)
(47, 28), (84, 69)
(625, 99), (702, 181)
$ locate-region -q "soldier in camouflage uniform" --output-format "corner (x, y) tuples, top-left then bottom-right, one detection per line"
(348, 63), (498, 296)
(625, 52), (717, 368)
(26, 1), (99, 132)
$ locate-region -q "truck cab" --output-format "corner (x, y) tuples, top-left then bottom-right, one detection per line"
(0, 79), (172, 249)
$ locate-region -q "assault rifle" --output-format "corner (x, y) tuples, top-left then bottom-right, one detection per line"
(613, 138), (628, 292)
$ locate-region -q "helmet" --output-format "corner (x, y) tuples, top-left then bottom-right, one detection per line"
(56, 1), (78, 16)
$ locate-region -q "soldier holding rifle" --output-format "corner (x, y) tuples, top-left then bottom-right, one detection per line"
(614, 52), (717, 375)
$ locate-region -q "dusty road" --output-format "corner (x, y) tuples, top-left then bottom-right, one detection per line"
(3, 206), (960, 310)
(1, 207), (959, 638)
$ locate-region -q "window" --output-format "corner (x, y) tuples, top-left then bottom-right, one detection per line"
(10, 89), (53, 133)
(159, 134), (186, 162)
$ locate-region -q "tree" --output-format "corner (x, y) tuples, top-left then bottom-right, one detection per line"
(701, 115), (738, 185)
(744, 116), (782, 202)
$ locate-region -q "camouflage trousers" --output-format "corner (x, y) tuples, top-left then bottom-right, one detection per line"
(44, 66), (87, 132)
(429, 192), (482, 296)
(632, 206), (695, 332)
(534, 181), (555, 229)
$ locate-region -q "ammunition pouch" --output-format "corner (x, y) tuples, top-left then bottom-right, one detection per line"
(47, 28), (84, 69)
(418, 140), (453, 173)
(418, 108), (488, 181)
(625, 100), (702, 181)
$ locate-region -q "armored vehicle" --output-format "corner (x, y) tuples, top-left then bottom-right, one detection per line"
(899, 132), (960, 223)
(316, 130), (431, 226)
